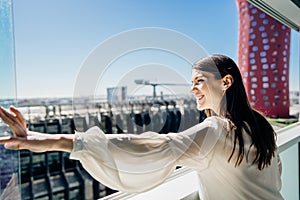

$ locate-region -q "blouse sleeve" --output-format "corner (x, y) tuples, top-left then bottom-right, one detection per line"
(69, 116), (226, 193)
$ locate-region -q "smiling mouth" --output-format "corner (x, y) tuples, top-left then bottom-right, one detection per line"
(197, 95), (204, 101)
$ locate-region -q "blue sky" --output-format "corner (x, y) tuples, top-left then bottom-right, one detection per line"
(11, 0), (299, 98)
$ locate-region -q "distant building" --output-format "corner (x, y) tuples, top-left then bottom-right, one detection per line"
(290, 91), (299, 105)
(236, 0), (291, 118)
(107, 87), (127, 103)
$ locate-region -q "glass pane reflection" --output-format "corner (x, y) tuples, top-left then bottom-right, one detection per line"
(0, 0), (20, 199)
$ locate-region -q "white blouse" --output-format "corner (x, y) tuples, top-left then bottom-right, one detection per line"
(70, 116), (283, 200)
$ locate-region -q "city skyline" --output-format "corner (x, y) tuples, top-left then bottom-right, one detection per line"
(11, 1), (300, 98)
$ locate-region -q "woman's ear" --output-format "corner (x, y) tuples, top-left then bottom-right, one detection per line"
(222, 75), (234, 90)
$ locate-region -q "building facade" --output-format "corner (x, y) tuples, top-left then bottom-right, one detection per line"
(236, 0), (291, 118)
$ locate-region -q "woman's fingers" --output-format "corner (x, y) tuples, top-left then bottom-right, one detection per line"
(0, 107), (27, 137)
(9, 106), (27, 128)
(0, 107), (16, 126)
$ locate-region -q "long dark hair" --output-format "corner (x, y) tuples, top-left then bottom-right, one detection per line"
(193, 54), (276, 170)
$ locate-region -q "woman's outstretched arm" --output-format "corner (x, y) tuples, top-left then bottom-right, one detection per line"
(0, 106), (74, 153)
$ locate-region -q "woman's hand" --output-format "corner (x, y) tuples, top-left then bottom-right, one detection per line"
(0, 106), (74, 153)
(0, 106), (27, 137)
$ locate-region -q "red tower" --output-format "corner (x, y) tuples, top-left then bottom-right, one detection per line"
(236, 0), (291, 118)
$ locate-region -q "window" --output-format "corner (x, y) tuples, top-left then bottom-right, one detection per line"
(259, 13), (265, 18)
(253, 46), (258, 51)
(261, 71), (267, 75)
(249, 40), (253, 45)
(271, 63), (276, 69)
(272, 83), (277, 88)
(283, 50), (287, 55)
(261, 89), (266, 94)
(262, 76), (269, 82)
(270, 38), (276, 43)
(250, 89), (255, 94)
(262, 64), (268, 69)
(251, 77), (257, 82)
(261, 32), (267, 37)
(263, 83), (269, 88)
(263, 45), (269, 50)
(263, 19), (268, 24)
(263, 96), (268, 100)
(251, 8), (257, 14)
(250, 34), (255, 39)
(261, 58), (267, 63)
(252, 83), (258, 88)
(259, 26), (265, 31)
(251, 65), (257, 70)
(250, 59), (255, 64)
(262, 38), (268, 44)
(271, 25), (276, 30)
(264, 102), (270, 106)
(249, 52), (255, 58)
(260, 51), (266, 57)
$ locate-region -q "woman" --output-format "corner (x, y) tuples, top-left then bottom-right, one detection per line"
(0, 55), (283, 199)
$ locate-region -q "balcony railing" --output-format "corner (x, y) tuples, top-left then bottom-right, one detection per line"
(100, 122), (300, 200)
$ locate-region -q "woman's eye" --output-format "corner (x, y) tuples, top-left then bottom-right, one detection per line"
(192, 78), (205, 85)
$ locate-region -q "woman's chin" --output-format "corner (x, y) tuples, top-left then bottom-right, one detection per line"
(196, 104), (205, 111)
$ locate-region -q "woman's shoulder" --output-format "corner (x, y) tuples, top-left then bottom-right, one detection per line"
(203, 116), (230, 130)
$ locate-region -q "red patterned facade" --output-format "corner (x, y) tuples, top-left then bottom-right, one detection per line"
(236, 0), (291, 118)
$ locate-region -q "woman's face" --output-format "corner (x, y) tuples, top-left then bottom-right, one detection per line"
(191, 69), (225, 113)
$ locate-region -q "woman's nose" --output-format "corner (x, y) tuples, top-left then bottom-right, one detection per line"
(190, 85), (197, 94)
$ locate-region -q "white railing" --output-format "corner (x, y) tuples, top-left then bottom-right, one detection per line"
(277, 122), (300, 200)
(100, 123), (300, 200)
